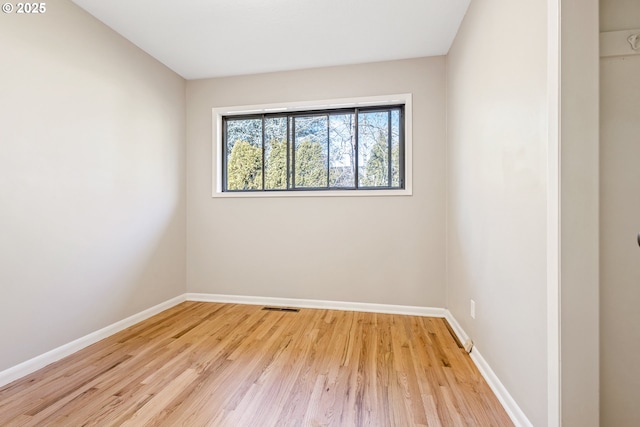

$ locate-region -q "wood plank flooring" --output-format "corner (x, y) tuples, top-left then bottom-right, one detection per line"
(0, 302), (513, 426)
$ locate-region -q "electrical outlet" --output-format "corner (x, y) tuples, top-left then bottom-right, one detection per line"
(470, 299), (476, 319)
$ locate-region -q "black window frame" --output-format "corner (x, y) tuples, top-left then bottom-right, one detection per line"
(222, 104), (405, 193)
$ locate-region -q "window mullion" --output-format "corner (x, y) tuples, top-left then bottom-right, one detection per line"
(387, 110), (392, 188)
(354, 109), (359, 190)
(326, 115), (330, 189)
(261, 115), (266, 191)
(222, 118), (227, 191)
(286, 116), (290, 190)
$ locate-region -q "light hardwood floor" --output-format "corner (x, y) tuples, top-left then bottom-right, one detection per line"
(0, 302), (513, 426)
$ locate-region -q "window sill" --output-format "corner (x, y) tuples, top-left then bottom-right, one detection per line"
(212, 188), (412, 198)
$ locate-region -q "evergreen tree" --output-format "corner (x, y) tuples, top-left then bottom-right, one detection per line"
(265, 139), (287, 189)
(227, 140), (262, 190)
(295, 139), (326, 188)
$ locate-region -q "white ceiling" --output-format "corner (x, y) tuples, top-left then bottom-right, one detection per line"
(71, 0), (470, 80)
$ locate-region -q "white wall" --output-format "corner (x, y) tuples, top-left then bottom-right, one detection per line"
(446, 1), (548, 425)
(600, 1), (640, 425)
(186, 58), (446, 307)
(0, 0), (186, 372)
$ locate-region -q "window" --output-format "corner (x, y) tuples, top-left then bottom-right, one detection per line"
(213, 94), (412, 197)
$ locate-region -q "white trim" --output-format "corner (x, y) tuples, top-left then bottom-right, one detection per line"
(547, 0), (561, 425)
(186, 293), (444, 317)
(213, 94), (411, 117)
(208, 189), (411, 199)
(0, 295), (186, 388)
(600, 29), (640, 58)
(443, 310), (533, 427)
(443, 309), (470, 344)
(212, 93), (413, 198)
(470, 349), (534, 427)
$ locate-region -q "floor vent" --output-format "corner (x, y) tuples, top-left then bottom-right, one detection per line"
(261, 306), (300, 313)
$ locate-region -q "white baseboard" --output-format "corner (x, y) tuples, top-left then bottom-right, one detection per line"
(444, 310), (533, 427)
(0, 294), (186, 388)
(186, 293), (446, 317)
(443, 309), (470, 344)
(470, 349), (533, 427)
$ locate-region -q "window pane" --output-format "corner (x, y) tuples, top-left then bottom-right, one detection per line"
(264, 117), (288, 190)
(294, 116), (328, 188)
(358, 111), (390, 187)
(391, 109), (400, 187)
(329, 114), (355, 188)
(226, 118), (263, 190)
(221, 104), (404, 193)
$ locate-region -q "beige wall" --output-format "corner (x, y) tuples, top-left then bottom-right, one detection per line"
(0, 0), (186, 372)
(186, 58), (446, 307)
(446, 0), (548, 425)
(600, 0), (640, 31)
(600, 1), (640, 425)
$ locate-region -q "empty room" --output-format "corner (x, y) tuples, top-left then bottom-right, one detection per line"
(2, 0), (635, 426)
